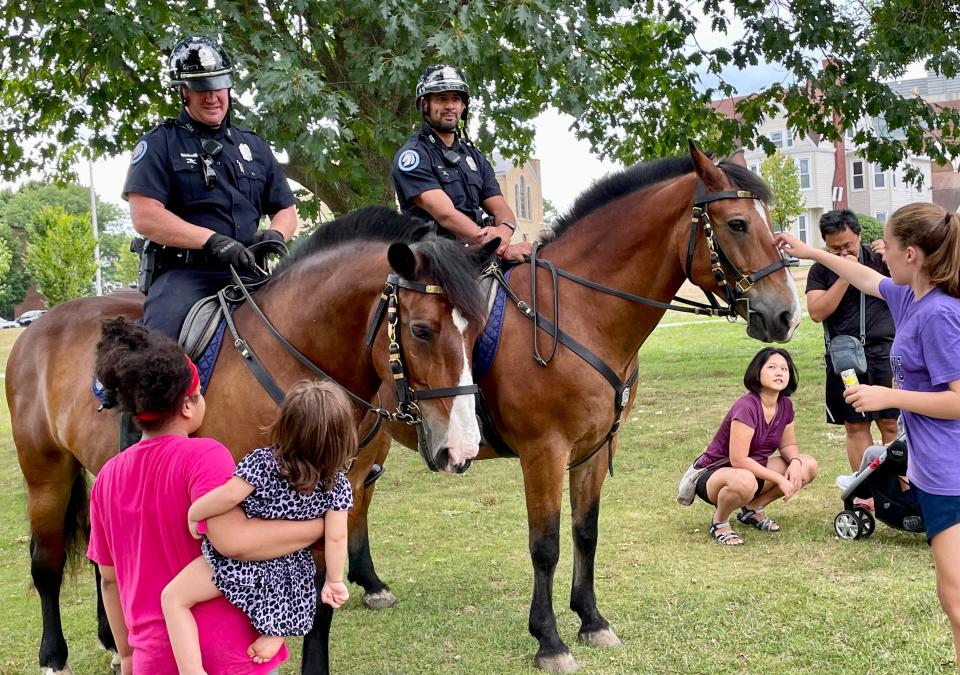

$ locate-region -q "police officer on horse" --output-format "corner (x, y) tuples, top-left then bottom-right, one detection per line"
(124, 35), (298, 339)
(392, 65), (531, 262)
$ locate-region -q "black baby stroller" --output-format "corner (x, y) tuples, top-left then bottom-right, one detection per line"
(834, 435), (925, 540)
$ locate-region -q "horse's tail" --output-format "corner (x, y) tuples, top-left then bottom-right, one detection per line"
(64, 470), (90, 576)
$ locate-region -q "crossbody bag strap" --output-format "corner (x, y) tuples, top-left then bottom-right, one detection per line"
(859, 289), (866, 346)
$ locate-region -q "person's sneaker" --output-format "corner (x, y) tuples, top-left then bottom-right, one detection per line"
(835, 473), (856, 490)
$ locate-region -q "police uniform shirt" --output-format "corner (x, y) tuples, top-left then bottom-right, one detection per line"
(391, 123), (501, 237)
(122, 110), (295, 245)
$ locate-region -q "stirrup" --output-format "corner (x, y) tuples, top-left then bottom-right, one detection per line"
(364, 463), (385, 487)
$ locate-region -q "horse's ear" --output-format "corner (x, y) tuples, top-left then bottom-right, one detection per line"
(387, 243), (418, 279)
(688, 140), (727, 191)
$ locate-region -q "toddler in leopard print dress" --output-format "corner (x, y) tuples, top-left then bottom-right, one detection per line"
(162, 380), (357, 671)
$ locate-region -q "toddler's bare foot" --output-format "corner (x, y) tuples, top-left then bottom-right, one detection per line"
(247, 635), (285, 664)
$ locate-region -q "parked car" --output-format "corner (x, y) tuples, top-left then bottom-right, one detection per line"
(0, 317), (18, 329)
(16, 310), (46, 326)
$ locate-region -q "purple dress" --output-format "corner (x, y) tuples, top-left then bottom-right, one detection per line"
(201, 447), (353, 636)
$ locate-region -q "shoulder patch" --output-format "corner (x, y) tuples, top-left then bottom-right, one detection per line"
(130, 141), (148, 165)
(397, 149), (421, 172)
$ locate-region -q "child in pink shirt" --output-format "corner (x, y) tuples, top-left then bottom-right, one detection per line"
(87, 318), (288, 674)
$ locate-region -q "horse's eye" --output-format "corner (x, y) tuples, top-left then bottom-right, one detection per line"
(410, 323), (434, 342)
(728, 218), (748, 233)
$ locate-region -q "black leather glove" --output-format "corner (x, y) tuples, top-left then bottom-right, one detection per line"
(253, 229), (285, 244)
(203, 233), (256, 271)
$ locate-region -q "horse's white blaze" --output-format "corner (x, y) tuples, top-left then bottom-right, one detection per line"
(753, 200), (802, 335)
(445, 309), (481, 469)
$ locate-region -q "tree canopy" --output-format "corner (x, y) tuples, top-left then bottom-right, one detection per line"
(760, 152), (804, 233)
(26, 206), (98, 306)
(3, 1), (959, 215)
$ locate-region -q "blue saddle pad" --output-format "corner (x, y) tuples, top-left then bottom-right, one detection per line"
(473, 268), (511, 381)
(92, 321), (227, 406)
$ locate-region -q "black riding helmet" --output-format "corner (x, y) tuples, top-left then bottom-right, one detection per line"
(415, 64), (470, 120)
(167, 36), (234, 92)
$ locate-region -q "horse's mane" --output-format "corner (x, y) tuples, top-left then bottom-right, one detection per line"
(272, 205), (486, 325)
(543, 156), (772, 244)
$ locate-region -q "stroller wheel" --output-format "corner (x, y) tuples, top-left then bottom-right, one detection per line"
(853, 508), (875, 538)
(835, 510), (863, 540)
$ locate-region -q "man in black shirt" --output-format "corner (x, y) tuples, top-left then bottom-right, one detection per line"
(806, 210), (899, 474)
(392, 65), (530, 262)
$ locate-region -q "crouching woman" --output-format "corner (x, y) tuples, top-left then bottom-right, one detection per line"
(693, 348), (818, 545)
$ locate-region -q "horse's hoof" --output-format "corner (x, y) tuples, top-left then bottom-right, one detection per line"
(533, 651), (579, 673)
(578, 627), (622, 647)
(363, 589), (397, 609)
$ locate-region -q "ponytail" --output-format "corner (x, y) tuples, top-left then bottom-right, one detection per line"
(889, 204), (960, 298)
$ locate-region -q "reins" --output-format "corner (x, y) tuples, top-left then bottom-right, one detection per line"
(488, 183), (796, 475)
(219, 266), (478, 471)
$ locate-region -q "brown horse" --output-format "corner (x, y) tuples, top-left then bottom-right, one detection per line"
(333, 145), (803, 672)
(6, 206), (491, 674)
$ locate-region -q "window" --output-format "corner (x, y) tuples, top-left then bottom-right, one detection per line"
(891, 169), (897, 188)
(797, 158), (810, 190)
(873, 163), (886, 189)
(786, 133), (794, 148)
(852, 161), (864, 190)
(769, 130), (784, 148)
(875, 212), (887, 224)
(516, 176), (529, 220)
(796, 215), (808, 243)
(527, 186), (532, 219)
(749, 163), (760, 175)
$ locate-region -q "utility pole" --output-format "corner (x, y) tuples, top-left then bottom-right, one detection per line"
(87, 156), (103, 296)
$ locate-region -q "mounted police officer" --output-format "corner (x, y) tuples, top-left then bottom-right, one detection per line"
(392, 65), (531, 262)
(124, 35), (298, 339)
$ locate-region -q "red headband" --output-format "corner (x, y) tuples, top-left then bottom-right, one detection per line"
(135, 357), (201, 422)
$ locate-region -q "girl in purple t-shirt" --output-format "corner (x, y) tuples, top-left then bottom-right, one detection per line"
(777, 203), (960, 665)
(689, 348), (818, 546)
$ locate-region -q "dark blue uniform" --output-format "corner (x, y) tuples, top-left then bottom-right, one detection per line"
(123, 110), (295, 338)
(391, 123), (501, 239)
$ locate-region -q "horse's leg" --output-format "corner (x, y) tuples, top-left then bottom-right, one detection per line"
(346, 432), (395, 609)
(93, 564), (121, 674)
(24, 455), (86, 674)
(302, 555), (332, 674)
(569, 448), (621, 648)
(522, 450), (578, 674)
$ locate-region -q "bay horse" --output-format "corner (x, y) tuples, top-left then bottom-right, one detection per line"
(330, 144), (803, 672)
(6, 206), (491, 674)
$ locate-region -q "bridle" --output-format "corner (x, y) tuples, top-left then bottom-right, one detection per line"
(683, 182), (797, 317)
(221, 268), (477, 472)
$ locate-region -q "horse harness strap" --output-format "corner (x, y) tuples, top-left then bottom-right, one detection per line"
(486, 263), (637, 475)
(219, 267), (476, 468)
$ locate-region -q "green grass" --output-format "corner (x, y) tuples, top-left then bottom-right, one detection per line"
(0, 276), (955, 673)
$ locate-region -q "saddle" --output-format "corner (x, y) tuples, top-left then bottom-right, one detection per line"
(179, 295), (223, 361)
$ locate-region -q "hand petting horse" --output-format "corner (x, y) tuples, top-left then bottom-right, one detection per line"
(334, 143), (802, 673)
(6, 206), (492, 674)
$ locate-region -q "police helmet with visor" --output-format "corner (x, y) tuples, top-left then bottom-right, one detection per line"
(167, 36), (234, 92)
(415, 65), (470, 118)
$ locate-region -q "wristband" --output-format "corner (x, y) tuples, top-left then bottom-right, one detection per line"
(788, 458), (802, 466)
(501, 222), (517, 233)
